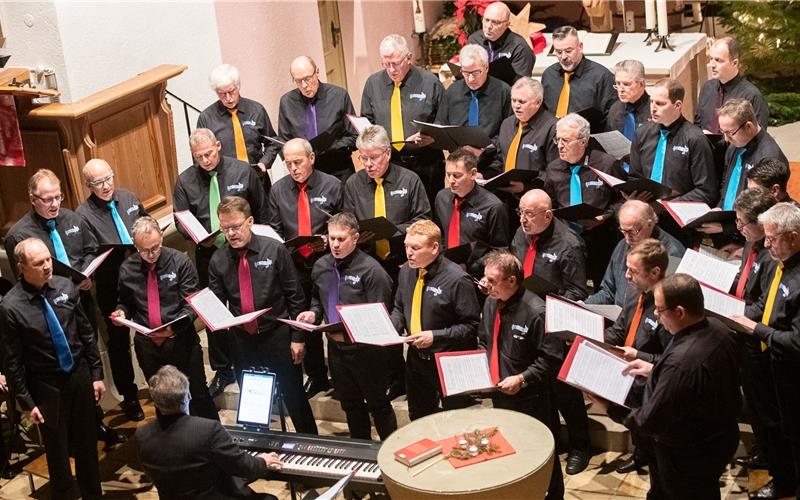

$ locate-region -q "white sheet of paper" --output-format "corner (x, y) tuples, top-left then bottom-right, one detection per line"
(700, 283), (745, 317)
(565, 341), (635, 406)
(590, 131), (631, 160)
(580, 303), (622, 322)
(660, 201), (712, 226)
(437, 351), (494, 397)
(546, 296), (604, 341)
(251, 224), (285, 243)
(186, 288), (269, 332)
(675, 248), (740, 292)
(113, 315), (188, 335)
(588, 166), (624, 187)
(316, 471), (355, 500)
(81, 248), (114, 277)
(337, 303), (406, 345)
(346, 114), (372, 135)
(174, 210), (211, 244)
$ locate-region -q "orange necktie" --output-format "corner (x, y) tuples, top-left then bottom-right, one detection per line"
(504, 121), (526, 172)
(229, 109), (248, 161)
(624, 293), (645, 347)
(555, 73), (572, 118)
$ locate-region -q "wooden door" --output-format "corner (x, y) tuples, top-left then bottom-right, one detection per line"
(317, 0), (348, 88)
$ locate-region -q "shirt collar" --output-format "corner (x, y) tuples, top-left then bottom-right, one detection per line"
(559, 56), (587, 77)
(720, 73), (743, 91)
(370, 163), (400, 186)
(20, 277), (53, 301)
(660, 115), (686, 134)
(382, 66), (417, 88)
(744, 128), (766, 151)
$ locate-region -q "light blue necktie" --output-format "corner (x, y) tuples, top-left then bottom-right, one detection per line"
(569, 165), (583, 206)
(650, 129), (669, 183)
(622, 108), (636, 173)
(42, 295), (74, 373)
(468, 91), (479, 127)
(108, 200), (133, 244)
(45, 219), (70, 265)
(722, 148), (747, 210)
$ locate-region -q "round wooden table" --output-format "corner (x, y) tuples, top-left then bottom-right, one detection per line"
(377, 408), (554, 500)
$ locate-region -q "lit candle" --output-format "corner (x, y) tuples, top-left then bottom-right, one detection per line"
(656, 0), (669, 37)
(692, 2), (703, 23)
(645, 0), (656, 30)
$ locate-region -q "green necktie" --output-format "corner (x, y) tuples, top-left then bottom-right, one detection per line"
(209, 172), (225, 247)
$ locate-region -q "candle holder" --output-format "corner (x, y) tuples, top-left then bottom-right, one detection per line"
(643, 28), (658, 45)
(655, 34), (674, 52)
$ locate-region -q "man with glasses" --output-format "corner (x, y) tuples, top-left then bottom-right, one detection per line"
(198, 63), (277, 197)
(76, 159), (147, 421)
(208, 196), (317, 435)
(278, 56), (358, 182)
(467, 1), (534, 82)
(541, 25), (617, 129)
(607, 60), (650, 172)
(733, 202), (800, 500)
(174, 128), (268, 400)
(112, 216), (217, 420)
(360, 34), (445, 208)
(586, 200), (684, 307)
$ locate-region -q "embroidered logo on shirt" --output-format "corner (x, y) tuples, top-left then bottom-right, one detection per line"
(465, 212), (483, 222)
(343, 274), (361, 285)
(159, 272), (177, 282)
(511, 324), (529, 334)
(522, 144), (538, 153)
(780, 283), (789, 298)
(497, 52), (512, 59)
(672, 145), (689, 156)
(389, 187), (408, 198)
(243, 120), (257, 127)
(309, 196), (327, 205)
(254, 259), (273, 269)
(409, 92), (426, 101)
(425, 285), (443, 296)
(227, 183), (245, 192)
(541, 252), (558, 263)
(53, 293), (69, 305)
(584, 180), (603, 189)
(745, 162), (754, 170)
(64, 225), (80, 236)
(752, 262), (761, 274)
(644, 317), (658, 330)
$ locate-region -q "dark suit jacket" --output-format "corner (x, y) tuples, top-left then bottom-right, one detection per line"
(136, 413), (268, 499)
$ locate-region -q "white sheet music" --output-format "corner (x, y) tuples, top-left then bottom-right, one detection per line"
(580, 303), (622, 322)
(660, 201), (712, 226)
(675, 248), (740, 292)
(174, 210), (212, 244)
(112, 315), (187, 335)
(588, 166), (624, 187)
(700, 283), (745, 317)
(546, 296), (604, 341)
(81, 248), (114, 277)
(185, 288), (269, 332)
(590, 131), (631, 160)
(337, 303), (406, 345)
(436, 351), (494, 397)
(346, 114), (372, 135)
(564, 341), (635, 406)
(251, 224), (285, 243)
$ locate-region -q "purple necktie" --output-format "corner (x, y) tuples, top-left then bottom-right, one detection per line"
(487, 41), (495, 62)
(306, 101), (318, 139)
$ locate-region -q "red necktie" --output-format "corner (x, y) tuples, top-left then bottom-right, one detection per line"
(523, 236), (538, 277)
(624, 293), (645, 347)
(238, 249), (258, 334)
(735, 246), (758, 299)
(297, 182), (313, 258)
(489, 301), (504, 384)
(448, 197), (462, 249)
(146, 263), (166, 346)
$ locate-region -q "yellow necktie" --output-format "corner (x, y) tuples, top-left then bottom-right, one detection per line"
(761, 262), (783, 351)
(410, 268), (427, 335)
(391, 82), (404, 151)
(555, 72), (572, 118)
(229, 109), (248, 161)
(374, 178), (390, 259)
(504, 121), (527, 172)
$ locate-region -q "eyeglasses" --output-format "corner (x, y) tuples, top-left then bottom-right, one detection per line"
(482, 18), (508, 27)
(516, 208), (549, 220)
(764, 231), (791, 244)
(613, 81), (641, 90)
(482, 274), (511, 287)
(358, 152), (387, 165)
(654, 305), (674, 315)
(553, 47), (577, 57)
(293, 74), (316, 87)
(215, 87), (239, 99)
(382, 58), (409, 70)
(721, 123), (745, 137)
(87, 173), (114, 188)
(463, 68), (485, 79)
(553, 136), (581, 146)
(32, 193), (64, 205)
(137, 244), (162, 257)
(220, 222), (247, 234)
(619, 225), (643, 238)
(735, 218), (755, 230)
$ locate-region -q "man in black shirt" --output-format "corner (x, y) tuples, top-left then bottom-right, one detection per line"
(747, 158), (799, 205)
(434, 148), (510, 279)
(598, 274), (741, 499)
(278, 56), (358, 182)
(361, 34), (445, 208)
(467, 1), (535, 82)
(197, 63), (277, 196)
(391, 220), (481, 420)
(541, 25), (617, 129)
(173, 128), (269, 398)
(607, 60), (650, 173)
(208, 196), (317, 435)
(298, 212), (398, 440)
(477, 250), (564, 500)
(77, 158), (146, 421)
(0, 238), (105, 499)
(112, 216), (217, 420)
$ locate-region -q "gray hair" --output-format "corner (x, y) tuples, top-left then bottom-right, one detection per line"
(552, 25), (579, 41)
(379, 34), (410, 57)
(613, 59), (645, 81)
(189, 128), (218, 148)
(758, 202), (800, 233)
(618, 199), (657, 225)
(131, 216), (162, 239)
(283, 138), (313, 156)
(356, 125), (391, 151)
(557, 113), (590, 140)
(511, 77), (544, 101)
(328, 212), (359, 234)
(459, 44), (489, 67)
(208, 64), (240, 91)
(14, 238), (48, 267)
(148, 365), (190, 415)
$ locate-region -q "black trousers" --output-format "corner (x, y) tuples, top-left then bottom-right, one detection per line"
(294, 261), (328, 383)
(772, 359), (800, 497)
(230, 330), (318, 435)
(134, 330), (218, 421)
(31, 360), (102, 500)
(94, 275), (138, 401)
(553, 380), (590, 451)
(405, 347), (473, 421)
(196, 245), (234, 375)
(329, 343), (397, 440)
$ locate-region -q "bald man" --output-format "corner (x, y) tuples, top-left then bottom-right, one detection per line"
(467, 1), (534, 82)
(278, 56), (358, 182)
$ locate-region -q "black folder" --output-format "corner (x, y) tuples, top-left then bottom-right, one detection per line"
(266, 130), (336, 154)
(443, 243), (473, 265)
(577, 107), (606, 134)
(284, 235), (326, 253)
(412, 120), (492, 151)
(523, 274), (559, 296)
(553, 203), (604, 221)
(358, 217), (401, 241)
(683, 210), (736, 230)
(480, 169), (542, 190)
(52, 260), (91, 283)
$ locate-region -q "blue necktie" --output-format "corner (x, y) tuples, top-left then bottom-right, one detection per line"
(569, 165), (583, 206)
(723, 148), (747, 210)
(42, 294), (74, 373)
(305, 101), (318, 139)
(108, 200), (133, 244)
(622, 108), (636, 173)
(327, 261), (341, 324)
(45, 219), (70, 265)
(650, 129), (669, 183)
(468, 91), (479, 127)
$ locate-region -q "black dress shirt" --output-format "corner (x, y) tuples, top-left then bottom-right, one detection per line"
(510, 218), (588, 300)
(694, 74), (769, 131)
(0, 276), (103, 410)
(278, 83), (358, 176)
(746, 251), (800, 359)
(629, 116), (718, 204)
(606, 92), (651, 135)
(544, 149), (625, 221)
(4, 209), (98, 277)
(268, 169), (342, 239)
(197, 97), (278, 168)
(434, 184), (510, 275)
(438, 76), (512, 146)
(173, 156), (269, 240)
(208, 235), (306, 343)
(604, 289), (671, 364)
(541, 57), (618, 129)
(488, 108), (559, 179)
(731, 239), (772, 306)
(478, 287), (562, 392)
(467, 29), (535, 80)
(116, 247), (198, 334)
(390, 255), (480, 354)
(718, 129), (787, 208)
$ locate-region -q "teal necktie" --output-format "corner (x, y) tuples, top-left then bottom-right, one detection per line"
(569, 165), (583, 206)
(650, 129), (669, 183)
(108, 200), (133, 244)
(42, 295), (74, 372)
(722, 148), (746, 210)
(45, 219), (70, 265)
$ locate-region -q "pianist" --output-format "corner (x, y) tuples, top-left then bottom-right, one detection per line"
(136, 365), (283, 499)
